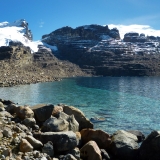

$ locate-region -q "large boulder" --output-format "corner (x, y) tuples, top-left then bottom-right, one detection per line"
(127, 130), (145, 143)
(123, 32), (147, 42)
(63, 105), (93, 131)
(80, 140), (102, 160)
(31, 104), (54, 122)
(80, 128), (111, 149)
(15, 106), (34, 120)
(139, 130), (160, 160)
(58, 112), (79, 132)
(33, 131), (77, 153)
(110, 130), (138, 160)
(42, 116), (69, 132)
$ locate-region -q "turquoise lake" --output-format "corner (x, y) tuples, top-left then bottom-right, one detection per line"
(0, 77), (160, 135)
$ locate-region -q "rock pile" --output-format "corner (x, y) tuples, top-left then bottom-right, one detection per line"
(0, 98), (159, 160)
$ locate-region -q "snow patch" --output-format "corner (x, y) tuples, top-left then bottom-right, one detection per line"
(108, 24), (160, 39)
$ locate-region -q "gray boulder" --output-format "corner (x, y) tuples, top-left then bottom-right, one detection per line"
(139, 130), (160, 160)
(110, 130), (138, 160)
(63, 154), (77, 160)
(22, 118), (36, 128)
(63, 105), (93, 131)
(26, 135), (43, 149)
(42, 141), (54, 157)
(127, 130), (145, 143)
(3, 127), (12, 137)
(31, 104), (54, 122)
(58, 112), (79, 132)
(42, 116), (69, 132)
(5, 103), (17, 114)
(33, 131), (77, 153)
(68, 147), (80, 160)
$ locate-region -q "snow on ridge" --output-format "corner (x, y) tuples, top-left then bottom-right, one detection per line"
(0, 20), (58, 53)
(108, 24), (160, 39)
(0, 25), (40, 52)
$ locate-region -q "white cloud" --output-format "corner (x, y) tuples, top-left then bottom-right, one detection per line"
(108, 24), (160, 39)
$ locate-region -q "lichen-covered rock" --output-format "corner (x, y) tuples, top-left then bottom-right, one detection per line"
(58, 112), (79, 132)
(80, 140), (102, 160)
(15, 106), (34, 119)
(63, 105), (93, 131)
(42, 116), (69, 132)
(80, 128), (111, 149)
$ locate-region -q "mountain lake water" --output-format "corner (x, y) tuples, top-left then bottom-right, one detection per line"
(0, 77), (160, 135)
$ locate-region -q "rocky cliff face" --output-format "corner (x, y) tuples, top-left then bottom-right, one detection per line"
(14, 19), (33, 40)
(42, 24), (120, 48)
(41, 24), (160, 76)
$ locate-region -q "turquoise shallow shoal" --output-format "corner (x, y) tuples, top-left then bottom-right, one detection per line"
(1, 77), (160, 135)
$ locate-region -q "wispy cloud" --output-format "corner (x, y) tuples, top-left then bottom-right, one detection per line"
(39, 20), (44, 28)
(108, 24), (160, 39)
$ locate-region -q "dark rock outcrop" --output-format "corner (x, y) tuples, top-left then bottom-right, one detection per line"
(41, 24), (160, 77)
(123, 32), (147, 42)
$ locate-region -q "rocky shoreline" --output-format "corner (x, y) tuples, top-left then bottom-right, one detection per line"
(0, 98), (159, 160)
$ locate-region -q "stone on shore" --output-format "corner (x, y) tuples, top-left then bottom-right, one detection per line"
(22, 117), (36, 128)
(127, 130), (145, 143)
(5, 103), (17, 114)
(42, 141), (54, 157)
(15, 106), (34, 119)
(20, 139), (33, 152)
(26, 135), (43, 149)
(80, 128), (111, 149)
(52, 105), (63, 117)
(0, 102), (5, 111)
(110, 130), (139, 160)
(32, 104), (54, 122)
(139, 130), (160, 160)
(42, 116), (69, 132)
(80, 140), (102, 160)
(57, 111), (79, 132)
(63, 105), (93, 131)
(33, 131), (77, 153)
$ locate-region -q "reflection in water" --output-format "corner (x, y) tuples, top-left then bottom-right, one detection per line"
(0, 77), (160, 135)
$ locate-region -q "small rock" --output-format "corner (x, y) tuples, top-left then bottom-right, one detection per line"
(80, 140), (102, 160)
(42, 141), (54, 157)
(22, 118), (36, 128)
(20, 139), (33, 152)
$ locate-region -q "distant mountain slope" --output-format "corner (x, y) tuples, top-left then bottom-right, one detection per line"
(42, 24), (160, 76)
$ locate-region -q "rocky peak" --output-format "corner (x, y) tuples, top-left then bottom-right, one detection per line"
(42, 24), (120, 50)
(123, 32), (147, 42)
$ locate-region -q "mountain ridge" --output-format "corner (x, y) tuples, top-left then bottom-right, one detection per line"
(1, 19), (160, 85)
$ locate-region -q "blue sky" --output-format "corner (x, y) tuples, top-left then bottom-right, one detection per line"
(1, 0), (160, 40)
